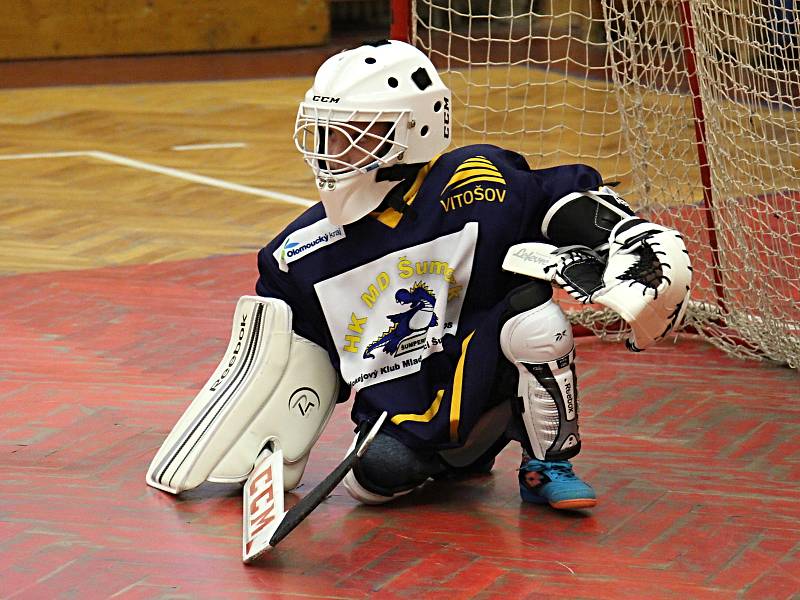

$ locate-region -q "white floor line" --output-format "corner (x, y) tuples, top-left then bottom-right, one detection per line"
(172, 142), (248, 151)
(0, 151), (88, 161)
(0, 150), (316, 208)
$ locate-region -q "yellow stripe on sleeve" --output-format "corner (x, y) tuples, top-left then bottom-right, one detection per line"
(458, 156), (494, 168)
(450, 167), (505, 180)
(443, 163), (506, 194)
(449, 175), (507, 192)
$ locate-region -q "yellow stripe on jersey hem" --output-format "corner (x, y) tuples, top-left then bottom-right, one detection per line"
(391, 389), (445, 425)
(449, 331), (476, 442)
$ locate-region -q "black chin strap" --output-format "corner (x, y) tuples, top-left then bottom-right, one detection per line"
(374, 163), (426, 220)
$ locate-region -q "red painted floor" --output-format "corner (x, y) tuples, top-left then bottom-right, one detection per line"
(1, 254), (798, 599)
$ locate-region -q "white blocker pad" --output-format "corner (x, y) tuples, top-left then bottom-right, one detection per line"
(146, 296), (338, 494)
(502, 242), (559, 281)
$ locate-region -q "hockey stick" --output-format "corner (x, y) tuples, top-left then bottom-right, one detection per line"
(243, 411), (387, 562)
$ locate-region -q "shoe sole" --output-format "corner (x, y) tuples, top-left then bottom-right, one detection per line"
(550, 498), (598, 510)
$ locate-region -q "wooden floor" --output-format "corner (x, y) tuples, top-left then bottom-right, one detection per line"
(1, 77), (799, 599)
(0, 79), (313, 275)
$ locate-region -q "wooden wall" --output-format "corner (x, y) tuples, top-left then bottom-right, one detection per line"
(0, 0), (329, 60)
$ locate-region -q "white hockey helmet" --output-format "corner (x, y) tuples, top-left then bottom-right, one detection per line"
(294, 40), (451, 225)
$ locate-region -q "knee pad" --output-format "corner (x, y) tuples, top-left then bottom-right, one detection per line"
(500, 296), (581, 461)
(342, 432), (439, 505)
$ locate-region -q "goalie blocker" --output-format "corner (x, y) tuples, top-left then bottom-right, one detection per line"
(502, 185), (692, 351)
(146, 296), (338, 495)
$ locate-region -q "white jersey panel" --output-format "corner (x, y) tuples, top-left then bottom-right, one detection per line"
(314, 222), (478, 390)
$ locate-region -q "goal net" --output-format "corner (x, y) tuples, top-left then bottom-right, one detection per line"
(395, 0), (800, 368)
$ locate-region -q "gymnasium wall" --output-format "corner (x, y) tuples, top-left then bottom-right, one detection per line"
(0, 0), (330, 59)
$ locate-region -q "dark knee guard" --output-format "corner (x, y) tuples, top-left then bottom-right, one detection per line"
(351, 433), (443, 497)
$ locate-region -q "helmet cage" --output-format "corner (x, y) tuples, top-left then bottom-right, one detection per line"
(294, 103), (410, 178)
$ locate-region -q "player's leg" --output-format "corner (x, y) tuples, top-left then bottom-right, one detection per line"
(499, 281), (597, 510)
(435, 371), (515, 479)
(342, 431), (443, 504)
(342, 416), (510, 504)
(342, 387), (514, 504)
(343, 280), (594, 507)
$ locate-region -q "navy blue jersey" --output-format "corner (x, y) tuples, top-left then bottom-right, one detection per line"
(257, 144), (601, 450)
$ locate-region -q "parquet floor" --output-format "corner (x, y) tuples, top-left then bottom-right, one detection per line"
(0, 79), (313, 275)
(1, 76), (799, 599)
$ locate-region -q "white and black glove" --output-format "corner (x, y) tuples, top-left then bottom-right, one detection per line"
(503, 217), (692, 351)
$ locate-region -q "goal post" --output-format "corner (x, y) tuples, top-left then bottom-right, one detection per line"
(391, 0), (800, 369)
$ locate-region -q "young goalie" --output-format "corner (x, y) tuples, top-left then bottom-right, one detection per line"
(147, 40), (691, 548)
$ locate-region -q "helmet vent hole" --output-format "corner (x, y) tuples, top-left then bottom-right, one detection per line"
(433, 101), (442, 112)
(365, 57), (376, 64)
(420, 125), (429, 137)
(388, 77), (398, 88)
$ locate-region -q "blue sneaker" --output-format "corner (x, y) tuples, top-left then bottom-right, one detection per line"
(519, 457), (597, 510)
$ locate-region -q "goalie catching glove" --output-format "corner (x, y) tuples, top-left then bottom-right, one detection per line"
(503, 216), (692, 351)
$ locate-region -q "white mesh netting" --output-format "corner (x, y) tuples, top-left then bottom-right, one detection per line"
(409, 0), (800, 368)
